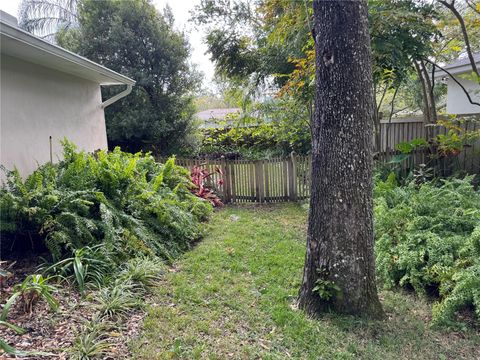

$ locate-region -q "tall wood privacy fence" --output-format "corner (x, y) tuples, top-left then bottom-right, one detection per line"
(378, 117), (480, 175)
(159, 117), (479, 204)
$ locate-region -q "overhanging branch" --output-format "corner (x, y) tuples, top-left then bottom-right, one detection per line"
(423, 58), (480, 108)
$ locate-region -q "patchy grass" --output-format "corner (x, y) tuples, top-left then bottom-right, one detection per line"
(131, 204), (480, 360)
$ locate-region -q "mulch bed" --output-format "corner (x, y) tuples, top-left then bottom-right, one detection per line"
(0, 259), (145, 359)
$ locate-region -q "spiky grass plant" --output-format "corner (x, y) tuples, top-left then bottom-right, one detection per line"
(119, 256), (165, 291)
(94, 280), (139, 319)
(69, 320), (111, 360)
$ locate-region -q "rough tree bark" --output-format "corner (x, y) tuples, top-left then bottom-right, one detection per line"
(298, 0), (383, 319)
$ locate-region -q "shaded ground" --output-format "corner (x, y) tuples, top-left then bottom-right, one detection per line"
(131, 203), (480, 360)
(0, 259), (143, 359)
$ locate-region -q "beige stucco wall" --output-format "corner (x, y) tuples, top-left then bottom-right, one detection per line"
(1, 54), (108, 177)
(446, 76), (480, 115)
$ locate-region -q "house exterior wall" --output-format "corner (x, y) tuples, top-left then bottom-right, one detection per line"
(1, 54), (108, 177)
(446, 76), (480, 115)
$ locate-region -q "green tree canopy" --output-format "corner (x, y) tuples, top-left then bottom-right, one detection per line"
(193, 0), (440, 100)
(57, 0), (201, 154)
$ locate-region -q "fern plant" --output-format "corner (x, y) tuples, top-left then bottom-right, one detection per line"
(1, 140), (212, 263)
(374, 174), (480, 326)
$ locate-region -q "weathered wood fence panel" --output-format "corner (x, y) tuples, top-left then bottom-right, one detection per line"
(159, 117), (479, 203)
(379, 117), (480, 176)
(158, 155), (312, 204)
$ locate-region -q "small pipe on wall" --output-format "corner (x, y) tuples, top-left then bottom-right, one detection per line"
(49, 136), (53, 163)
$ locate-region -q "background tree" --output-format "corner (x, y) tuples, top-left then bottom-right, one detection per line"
(192, 0), (302, 86)
(19, 0), (79, 42)
(438, 0), (479, 80)
(194, 0), (442, 151)
(56, 0), (201, 154)
(20, 0), (201, 155)
(298, 0), (383, 318)
(192, 0), (311, 119)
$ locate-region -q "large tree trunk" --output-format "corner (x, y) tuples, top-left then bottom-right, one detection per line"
(298, 0), (383, 319)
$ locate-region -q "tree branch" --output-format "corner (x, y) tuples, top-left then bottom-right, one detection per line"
(438, 0), (480, 82)
(466, 0), (480, 15)
(424, 58), (480, 107)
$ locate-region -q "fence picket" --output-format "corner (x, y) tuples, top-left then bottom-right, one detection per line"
(156, 116), (479, 204)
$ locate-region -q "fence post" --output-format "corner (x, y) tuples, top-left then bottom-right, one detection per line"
(221, 156), (231, 204)
(288, 152), (298, 201)
(255, 160), (264, 203)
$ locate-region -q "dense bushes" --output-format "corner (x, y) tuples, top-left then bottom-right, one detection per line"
(0, 141), (212, 262)
(200, 123), (311, 159)
(0, 142), (213, 356)
(374, 174), (480, 326)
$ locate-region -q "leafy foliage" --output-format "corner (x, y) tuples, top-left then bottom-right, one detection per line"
(434, 118), (480, 158)
(384, 118), (480, 179)
(1, 274), (58, 319)
(190, 165), (224, 207)
(312, 269), (341, 301)
(94, 280), (139, 318)
(395, 138), (429, 154)
(18, 0), (79, 42)
(201, 122), (310, 159)
(0, 339), (53, 358)
(1, 141), (214, 356)
(430, 226), (480, 327)
(42, 245), (112, 295)
(69, 320), (111, 360)
(119, 256), (165, 291)
(192, 0), (298, 87)
(55, 0), (200, 154)
(194, 0), (440, 101)
(0, 140), (212, 262)
(374, 174), (480, 326)
(0, 320), (26, 335)
(369, 0), (439, 86)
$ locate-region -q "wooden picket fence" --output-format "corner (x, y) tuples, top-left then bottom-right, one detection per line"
(164, 155), (311, 204)
(158, 117), (480, 204)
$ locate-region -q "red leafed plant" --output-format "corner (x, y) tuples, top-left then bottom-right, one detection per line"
(190, 165), (224, 207)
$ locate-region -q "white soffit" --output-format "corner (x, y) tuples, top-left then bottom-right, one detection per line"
(0, 18), (135, 86)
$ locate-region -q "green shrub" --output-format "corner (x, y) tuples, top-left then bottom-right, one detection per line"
(1, 274), (58, 319)
(0, 141), (212, 263)
(200, 123), (311, 159)
(69, 320), (111, 360)
(374, 174), (480, 325)
(431, 225), (480, 327)
(0, 141), (214, 356)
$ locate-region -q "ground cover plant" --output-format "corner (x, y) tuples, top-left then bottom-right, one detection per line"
(132, 204), (480, 359)
(0, 140), (212, 261)
(0, 141), (213, 356)
(374, 174), (480, 327)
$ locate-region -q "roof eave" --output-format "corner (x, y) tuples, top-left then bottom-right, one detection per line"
(0, 20), (135, 86)
(434, 64), (478, 79)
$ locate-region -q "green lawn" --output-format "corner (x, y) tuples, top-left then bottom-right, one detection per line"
(131, 204), (480, 360)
